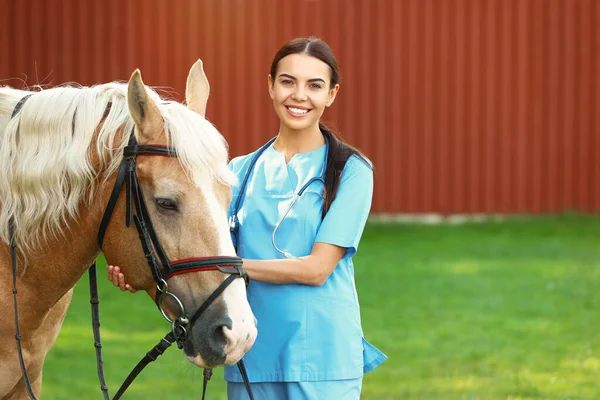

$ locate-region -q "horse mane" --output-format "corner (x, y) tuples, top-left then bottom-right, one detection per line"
(0, 83), (235, 253)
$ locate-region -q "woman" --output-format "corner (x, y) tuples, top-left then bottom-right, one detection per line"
(108, 37), (386, 400)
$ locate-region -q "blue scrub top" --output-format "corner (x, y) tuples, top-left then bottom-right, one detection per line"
(224, 142), (386, 382)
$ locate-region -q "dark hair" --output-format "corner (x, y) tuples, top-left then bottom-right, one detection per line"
(270, 37), (371, 218)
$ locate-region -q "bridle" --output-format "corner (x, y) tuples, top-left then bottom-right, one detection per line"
(8, 95), (254, 400)
(97, 128), (249, 348)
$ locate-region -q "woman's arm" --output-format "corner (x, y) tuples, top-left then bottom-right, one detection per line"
(243, 242), (346, 286)
(106, 242), (344, 291)
(247, 157), (373, 287)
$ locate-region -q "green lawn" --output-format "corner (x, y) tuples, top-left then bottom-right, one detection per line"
(41, 214), (599, 399)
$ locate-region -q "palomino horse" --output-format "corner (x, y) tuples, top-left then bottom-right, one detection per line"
(0, 61), (257, 399)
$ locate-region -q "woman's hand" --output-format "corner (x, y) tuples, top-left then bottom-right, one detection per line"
(107, 265), (137, 293)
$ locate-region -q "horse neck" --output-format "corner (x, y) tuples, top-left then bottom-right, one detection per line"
(12, 199), (105, 324)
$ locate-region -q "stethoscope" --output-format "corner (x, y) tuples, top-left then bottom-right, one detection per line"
(229, 135), (329, 258)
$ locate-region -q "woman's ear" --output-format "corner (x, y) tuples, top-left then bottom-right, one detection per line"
(326, 84), (340, 107)
(268, 74), (275, 100)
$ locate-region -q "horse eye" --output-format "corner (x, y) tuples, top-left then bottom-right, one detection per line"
(156, 198), (179, 211)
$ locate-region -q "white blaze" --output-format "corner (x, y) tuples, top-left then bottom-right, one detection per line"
(203, 188), (257, 364)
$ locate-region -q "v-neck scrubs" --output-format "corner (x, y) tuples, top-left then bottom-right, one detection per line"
(225, 143), (386, 383)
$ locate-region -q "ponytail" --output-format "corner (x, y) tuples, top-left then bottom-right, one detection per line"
(319, 122), (371, 219)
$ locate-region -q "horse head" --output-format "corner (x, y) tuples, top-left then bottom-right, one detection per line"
(99, 61), (257, 368)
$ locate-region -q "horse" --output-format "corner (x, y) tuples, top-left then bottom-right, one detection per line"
(0, 60), (257, 399)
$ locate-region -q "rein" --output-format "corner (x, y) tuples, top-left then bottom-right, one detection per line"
(8, 94), (38, 400)
(8, 96), (254, 400)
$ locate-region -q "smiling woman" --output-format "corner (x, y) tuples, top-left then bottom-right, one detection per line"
(109, 36), (387, 400)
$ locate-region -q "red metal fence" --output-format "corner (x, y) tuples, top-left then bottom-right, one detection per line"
(2, 0), (598, 214)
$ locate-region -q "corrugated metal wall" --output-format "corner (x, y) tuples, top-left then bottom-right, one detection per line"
(2, 0), (598, 214)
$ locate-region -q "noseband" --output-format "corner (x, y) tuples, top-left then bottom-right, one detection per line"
(8, 96), (253, 400)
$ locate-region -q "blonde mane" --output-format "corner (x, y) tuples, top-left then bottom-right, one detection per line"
(0, 84), (235, 253)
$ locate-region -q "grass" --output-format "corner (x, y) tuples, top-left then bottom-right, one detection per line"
(41, 214), (599, 399)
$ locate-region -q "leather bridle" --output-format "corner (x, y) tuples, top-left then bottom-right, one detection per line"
(8, 95), (254, 400)
(97, 129), (249, 348)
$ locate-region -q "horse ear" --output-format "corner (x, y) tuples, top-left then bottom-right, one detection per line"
(127, 69), (163, 143)
(185, 59), (210, 117)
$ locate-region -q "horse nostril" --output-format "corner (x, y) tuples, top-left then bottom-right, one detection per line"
(207, 318), (233, 356)
(218, 317), (233, 333)
(212, 326), (226, 347)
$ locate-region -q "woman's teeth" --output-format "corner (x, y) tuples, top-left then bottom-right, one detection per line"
(287, 107), (308, 115)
